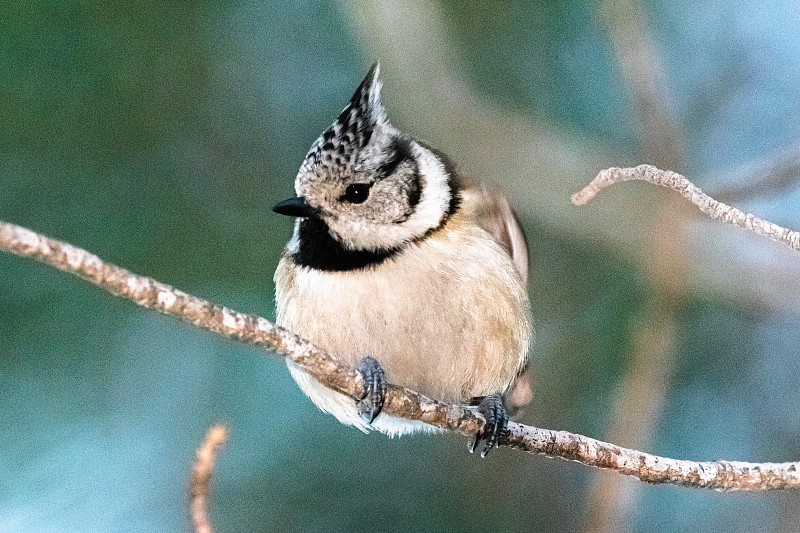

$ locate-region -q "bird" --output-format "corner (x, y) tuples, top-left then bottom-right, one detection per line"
(273, 64), (532, 456)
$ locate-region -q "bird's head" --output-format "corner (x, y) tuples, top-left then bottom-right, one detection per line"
(273, 64), (458, 253)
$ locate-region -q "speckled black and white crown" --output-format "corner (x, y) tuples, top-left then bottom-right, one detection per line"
(299, 63), (388, 177)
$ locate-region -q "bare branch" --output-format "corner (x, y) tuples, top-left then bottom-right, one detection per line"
(2, 219), (800, 491)
(191, 425), (227, 533)
(572, 165), (800, 252)
(505, 426), (800, 490)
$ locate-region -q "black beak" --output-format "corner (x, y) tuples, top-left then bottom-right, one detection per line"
(272, 196), (316, 218)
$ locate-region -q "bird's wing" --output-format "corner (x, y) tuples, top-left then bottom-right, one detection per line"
(460, 181), (529, 286)
(460, 180), (533, 416)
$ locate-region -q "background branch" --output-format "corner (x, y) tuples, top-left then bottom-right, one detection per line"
(707, 144), (800, 202)
(573, 165), (800, 252)
(586, 2), (686, 528)
(2, 214), (800, 491)
(190, 425), (227, 533)
(343, 1), (800, 317)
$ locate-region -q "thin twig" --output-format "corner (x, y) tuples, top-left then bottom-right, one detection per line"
(2, 219), (800, 490)
(572, 165), (800, 252)
(191, 425), (227, 533)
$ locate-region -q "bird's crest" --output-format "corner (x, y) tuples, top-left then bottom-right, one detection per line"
(300, 63), (387, 176)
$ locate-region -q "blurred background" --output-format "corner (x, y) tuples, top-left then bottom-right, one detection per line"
(2, 1), (800, 531)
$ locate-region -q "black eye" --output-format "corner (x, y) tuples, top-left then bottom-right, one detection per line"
(343, 183), (371, 204)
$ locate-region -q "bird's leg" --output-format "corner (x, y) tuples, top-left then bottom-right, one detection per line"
(469, 393), (509, 457)
(356, 356), (387, 424)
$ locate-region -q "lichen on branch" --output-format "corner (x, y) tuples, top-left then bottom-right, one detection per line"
(1, 210), (799, 491)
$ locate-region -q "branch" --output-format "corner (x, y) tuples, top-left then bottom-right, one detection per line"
(190, 425), (227, 533)
(572, 164), (800, 253)
(2, 219), (800, 491)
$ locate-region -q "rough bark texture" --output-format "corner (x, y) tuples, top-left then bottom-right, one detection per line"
(572, 165), (800, 252)
(505, 425), (800, 490)
(2, 218), (800, 491)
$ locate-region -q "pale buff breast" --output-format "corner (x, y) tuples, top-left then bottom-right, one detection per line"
(274, 213), (531, 412)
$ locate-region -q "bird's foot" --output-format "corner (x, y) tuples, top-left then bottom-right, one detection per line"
(356, 356), (387, 424)
(469, 393), (509, 458)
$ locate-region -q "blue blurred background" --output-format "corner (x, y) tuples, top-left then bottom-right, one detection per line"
(2, 1), (800, 532)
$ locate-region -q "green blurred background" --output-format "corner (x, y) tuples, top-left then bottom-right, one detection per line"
(2, 1), (800, 532)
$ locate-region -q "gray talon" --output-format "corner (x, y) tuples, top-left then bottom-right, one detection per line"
(356, 356), (386, 424)
(472, 393), (508, 457)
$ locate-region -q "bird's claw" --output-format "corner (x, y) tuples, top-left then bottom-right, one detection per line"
(469, 393), (508, 458)
(356, 356), (386, 424)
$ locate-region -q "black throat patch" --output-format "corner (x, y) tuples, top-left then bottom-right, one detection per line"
(291, 217), (401, 272)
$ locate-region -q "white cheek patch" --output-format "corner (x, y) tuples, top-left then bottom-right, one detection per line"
(337, 141), (453, 251)
(287, 218), (302, 253)
(406, 143), (452, 233)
